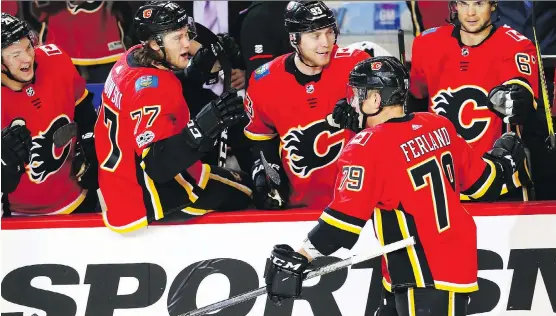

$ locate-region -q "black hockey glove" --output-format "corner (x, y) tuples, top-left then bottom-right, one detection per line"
(181, 89), (245, 152)
(483, 132), (532, 191)
(487, 83), (534, 125)
(1, 119), (32, 193)
(326, 98), (363, 133)
(189, 41), (223, 85)
(264, 244), (310, 305)
(217, 32), (244, 69)
(251, 155), (289, 210)
(72, 132), (99, 190)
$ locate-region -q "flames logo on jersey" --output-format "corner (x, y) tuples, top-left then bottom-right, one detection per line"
(282, 120), (345, 178)
(28, 115), (72, 184)
(431, 85), (492, 143)
(66, 1), (104, 15)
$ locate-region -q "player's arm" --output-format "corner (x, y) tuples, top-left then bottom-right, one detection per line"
(406, 34), (429, 113)
(140, 88), (244, 184)
(243, 84), (289, 209)
(241, 10), (286, 83)
(1, 120), (32, 194)
(458, 130), (532, 201)
(262, 138), (379, 302)
(487, 36), (539, 126)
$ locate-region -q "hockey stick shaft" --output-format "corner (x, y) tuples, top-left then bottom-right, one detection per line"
(531, 1), (556, 150)
(180, 237), (415, 316)
(398, 29), (406, 67)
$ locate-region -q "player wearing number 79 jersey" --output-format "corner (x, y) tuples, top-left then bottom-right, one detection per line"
(262, 57), (532, 315)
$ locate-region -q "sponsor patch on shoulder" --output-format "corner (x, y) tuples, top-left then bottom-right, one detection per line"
(254, 63), (270, 80)
(421, 27), (438, 36)
(135, 75), (159, 92)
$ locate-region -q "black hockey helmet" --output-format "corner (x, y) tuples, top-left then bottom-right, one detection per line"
(1, 13), (35, 50)
(284, 1), (338, 45)
(348, 56), (409, 115)
(134, 1), (197, 45)
(447, 1), (499, 28)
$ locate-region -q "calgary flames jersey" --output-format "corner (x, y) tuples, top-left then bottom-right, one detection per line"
(244, 45), (369, 207)
(95, 45), (207, 233)
(1, 44), (87, 215)
(327, 112), (489, 293)
(410, 24), (539, 156)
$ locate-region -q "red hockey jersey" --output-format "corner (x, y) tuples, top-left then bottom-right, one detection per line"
(244, 45), (369, 208)
(95, 45), (207, 233)
(410, 25), (539, 156)
(40, 1), (125, 65)
(1, 44), (88, 215)
(328, 112), (488, 293)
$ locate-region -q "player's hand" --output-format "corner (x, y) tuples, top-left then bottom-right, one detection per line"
(1, 119), (32, 171)
(487, 84), (534, 125)
(71, 132), (99, 190)
(327, 98), (363, 132)
(217, 33), (244, 69)
(264, 244), (309, 305)
(190, 41), (223, 83)
(251, 158), (289, 210)
(182, 89), (245, 151)
(483, 132), (532, 190)
(231, 69), (246, 90)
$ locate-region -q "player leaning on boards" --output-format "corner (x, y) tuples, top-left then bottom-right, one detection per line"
(1, 13), (99, 216)
(94, 1), (252, 233)
(244, 1), (370, 210)
(263, 57), (531, 316)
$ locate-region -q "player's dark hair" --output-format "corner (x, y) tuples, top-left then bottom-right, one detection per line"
(348, 56), (409, 117)
(447, 0), (499, 33)
(132, 43), (164, 68)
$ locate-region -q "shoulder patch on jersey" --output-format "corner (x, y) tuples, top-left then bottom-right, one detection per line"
(135, 75), (159, 92)
(254, 63), (270, 80)
(349, 131), (372, 146)
(421, 27), (438, 36)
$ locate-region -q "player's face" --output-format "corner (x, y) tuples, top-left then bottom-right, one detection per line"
(298, 27), (335, 67)
(456, 0), (494, 33)
(1, 37), (35, 82)
(161, 27), (192, 69)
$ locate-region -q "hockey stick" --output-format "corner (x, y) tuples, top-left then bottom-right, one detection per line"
(53, 122), (78, 148)
(179, 237), (416, 316)
(531, 1), (556, 151)
(398, 29), (406, 67)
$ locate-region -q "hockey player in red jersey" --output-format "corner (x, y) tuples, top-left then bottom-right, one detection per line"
(1, 13), (99, 216)
(94, 1), (252, 233)
(263, 57), (531, 316)
(244, 1), (370, 210)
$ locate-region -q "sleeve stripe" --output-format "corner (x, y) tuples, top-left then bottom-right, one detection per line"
(462, 159), (497, 199)
(75, 89), (89, 106)
(244, 129), (277, 141)
(319, 212), (363, 235)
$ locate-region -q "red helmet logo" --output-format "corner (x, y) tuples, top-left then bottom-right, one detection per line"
(371, 62), (382, 70)
(143, 9), (153, 18)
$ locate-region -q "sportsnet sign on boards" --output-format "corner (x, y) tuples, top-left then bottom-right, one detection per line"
(1, 207), (555, 316)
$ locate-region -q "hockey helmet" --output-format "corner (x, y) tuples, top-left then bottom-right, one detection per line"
(284, 1), (338, 45)
(134, 1), (197, 45)
(1, 13), (36, 50)
(448, 0), (499, 26)
(347, 56), (409, 115)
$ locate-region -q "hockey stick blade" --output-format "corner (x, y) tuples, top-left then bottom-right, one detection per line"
(180, 237), (415, 316)
(53, 122), (78, 148)
(260, 150), (280, 186)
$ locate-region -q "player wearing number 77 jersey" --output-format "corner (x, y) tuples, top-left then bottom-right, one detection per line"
(263, 57), (532, 316)
(95, 2), (251, 233)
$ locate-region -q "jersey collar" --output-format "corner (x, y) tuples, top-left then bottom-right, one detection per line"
(285, 53), (323, 85)
(451, 24), (497, 48)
